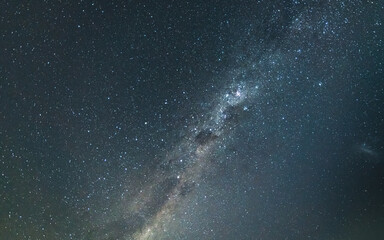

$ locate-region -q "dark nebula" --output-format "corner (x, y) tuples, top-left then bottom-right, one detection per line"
(195, 129), (219, 146)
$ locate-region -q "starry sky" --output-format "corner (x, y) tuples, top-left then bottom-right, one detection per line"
(1, 1), (384, 239)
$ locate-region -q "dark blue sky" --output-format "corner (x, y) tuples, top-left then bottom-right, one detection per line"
(1, 1), (383, 239)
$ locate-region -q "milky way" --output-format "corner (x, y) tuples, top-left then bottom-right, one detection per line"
(128, 80), (258, 239)
(1, 1), (383, 240)
(83, 2), (384, 239)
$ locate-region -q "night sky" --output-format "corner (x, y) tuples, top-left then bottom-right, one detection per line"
(1, 1), (384, 239)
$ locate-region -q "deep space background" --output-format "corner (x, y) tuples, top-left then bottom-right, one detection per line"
(1, 1), (384, 239)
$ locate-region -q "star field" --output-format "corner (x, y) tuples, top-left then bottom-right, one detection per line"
(1, 1), (384, 240)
